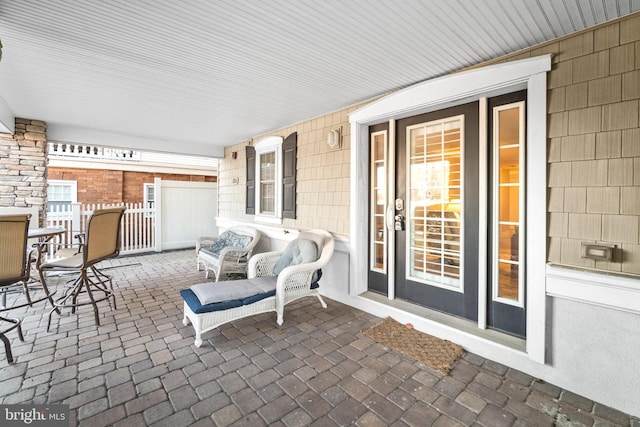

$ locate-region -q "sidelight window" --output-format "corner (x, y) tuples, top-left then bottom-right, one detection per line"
(370, 130), (388, 272)
(492, 101), (525, 306)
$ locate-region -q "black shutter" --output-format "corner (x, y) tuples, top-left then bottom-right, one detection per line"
(246, 145), (256, 215)
(282, 132), (297, 219)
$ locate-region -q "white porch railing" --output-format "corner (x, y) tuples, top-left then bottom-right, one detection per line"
(46, 202), (156, 255)
(48, 143), (141, 161)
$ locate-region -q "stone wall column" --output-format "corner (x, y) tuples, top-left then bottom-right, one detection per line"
(0, 118), (47, 225)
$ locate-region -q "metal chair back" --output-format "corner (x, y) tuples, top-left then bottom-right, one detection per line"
(0, 214), (31, 286)
(83, 207), (126, 266)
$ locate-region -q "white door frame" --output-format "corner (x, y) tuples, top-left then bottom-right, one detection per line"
(349, 55), (550, 363)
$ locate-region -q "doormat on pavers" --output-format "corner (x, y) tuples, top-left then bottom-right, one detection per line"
(363, 317), (464, 375)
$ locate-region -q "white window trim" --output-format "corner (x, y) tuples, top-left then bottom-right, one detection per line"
(370, 129), (388, 275)
(491, 101), (526, 308)
(144, 183), (154, 206)
(143, 182), (155, 218)
(254, 136), (283, 224)
(350, 54), (551, 363)
(47, 179), (78, 203)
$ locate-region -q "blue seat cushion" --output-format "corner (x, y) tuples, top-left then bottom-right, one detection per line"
(181, 274), (322, 315)
(201, 230), (253, 259)
(181, 288), (276, 314)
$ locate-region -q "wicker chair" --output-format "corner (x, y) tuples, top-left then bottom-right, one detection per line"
(183, 230), (334, 347)
(196, 226), (262, 281)
(38, 207), (125, 331)
(0, 214), (55, 363)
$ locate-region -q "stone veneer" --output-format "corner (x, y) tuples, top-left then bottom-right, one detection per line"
(0, 118), (47, 225)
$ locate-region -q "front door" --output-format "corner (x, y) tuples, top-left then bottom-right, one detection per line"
(395, 102), (479, 321)
(367, 94), (527, 338)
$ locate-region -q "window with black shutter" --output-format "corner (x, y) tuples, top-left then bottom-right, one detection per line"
(245, 133), (297, 221)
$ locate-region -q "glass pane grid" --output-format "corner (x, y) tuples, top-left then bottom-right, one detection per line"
(48, 185), (72, 201)
(260, 152), (275, 181)
(371, 131), (387, 272)
(493, 104), (523, 305)
(260, 182), (275, 214)
(408, 118), (462, 289)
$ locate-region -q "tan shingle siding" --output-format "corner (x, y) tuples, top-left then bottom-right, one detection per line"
(216, 14), (640, 274)
(546, 15), (638, 275)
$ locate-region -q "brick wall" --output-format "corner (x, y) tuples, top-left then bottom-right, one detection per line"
(121, 171), (215, 203)
(48, 167), (216, 205)
(48, 168), (123, 204)
(0, 118), (47, 224)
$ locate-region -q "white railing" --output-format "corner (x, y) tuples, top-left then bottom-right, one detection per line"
(48, 143), (141, 161)
(46, 205), (74, 246)
(45, 202), (156, 255)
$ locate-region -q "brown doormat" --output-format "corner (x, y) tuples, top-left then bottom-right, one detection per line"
(363, 317), (464, 375)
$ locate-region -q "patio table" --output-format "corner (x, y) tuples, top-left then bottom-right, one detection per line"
(28, 227), (66, 266)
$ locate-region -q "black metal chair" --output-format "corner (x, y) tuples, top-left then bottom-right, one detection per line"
(38, 207), (126, 331)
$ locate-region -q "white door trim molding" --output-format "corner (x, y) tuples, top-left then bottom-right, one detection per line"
(350, 54), (551, 363)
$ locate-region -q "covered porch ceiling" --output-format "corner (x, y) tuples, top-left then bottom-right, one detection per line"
(0, 1), (639, 157)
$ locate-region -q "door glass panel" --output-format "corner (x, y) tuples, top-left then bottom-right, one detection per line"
(499, 186), (519, 222)
(493, 103), (524, 306)
(371, 131), (387, 272)
(498, 261), (518, 299)
(407, 118), (462, 290)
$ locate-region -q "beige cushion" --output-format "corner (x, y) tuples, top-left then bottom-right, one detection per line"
(297, 231), (325, 254)
(190, 276), (277, 305)
(42, 253), (83, 269)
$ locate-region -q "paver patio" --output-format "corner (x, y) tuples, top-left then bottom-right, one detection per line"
(0, 250), (637, 426)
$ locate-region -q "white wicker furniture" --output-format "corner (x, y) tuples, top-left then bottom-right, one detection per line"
(183, 230), (334, 347)
(196, 226), (261, 281)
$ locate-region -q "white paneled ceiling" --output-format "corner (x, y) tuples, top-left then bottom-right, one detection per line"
(0, 1), (638, 157)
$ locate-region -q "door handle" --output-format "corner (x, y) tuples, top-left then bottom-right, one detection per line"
(386, 204), (395, 230)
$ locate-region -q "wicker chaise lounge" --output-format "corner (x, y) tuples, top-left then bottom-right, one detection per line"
(182, 230), (334, 347)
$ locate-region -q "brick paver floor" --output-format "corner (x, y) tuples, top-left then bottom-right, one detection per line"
(1, 250), (638, 426)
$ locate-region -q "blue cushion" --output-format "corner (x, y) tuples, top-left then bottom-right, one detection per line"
(181, 288), (276, 314)
(273, 238), (318, 276)
(311, 269), (323, 285)
(201, 231), (253, 259)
